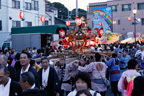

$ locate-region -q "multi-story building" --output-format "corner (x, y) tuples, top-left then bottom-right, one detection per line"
(0, 0), (55, 46)
(87, 0), (144, 35)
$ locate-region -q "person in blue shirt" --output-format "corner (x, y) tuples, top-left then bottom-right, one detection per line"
(106, 53), (121, 96)
(119, 50), (131, 73)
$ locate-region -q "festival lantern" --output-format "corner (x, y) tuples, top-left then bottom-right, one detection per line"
(128, 17), (131, 21)
(19, 12), (24, 19)
(59, 29), (65, 38)
(90, 41), (95, 46)
(99, 22), (103, 26)
(66, 21), (70, 26)
(113, 21), (116, 25)
(40, 16), (45, 22)
(86, 30), (91, 38)
(75, 17), (82, 26)
(98, 28), (104, 37)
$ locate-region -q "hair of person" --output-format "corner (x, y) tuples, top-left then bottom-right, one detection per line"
(4, 50), (9, 55)
(128, 59), (138, 69)
(20, 72), (35, 86)
(15, 53), (20, 60)
(98, 44), (101, 47)
(0, 64), (8, 75)
(76, 89), (92, 96)
(112, 53), (117, 58)
(75, 72), (91, 89)
(132, 76), (144, 96)
(59, 41), (62, 44)
(30, 60), (35, 66)
(37, 49), (41, 54)
(20, 52), (32, 59)
(95, 53), (101, 61)
(41, 56), (49, 63)
(33, 47), (36, 50)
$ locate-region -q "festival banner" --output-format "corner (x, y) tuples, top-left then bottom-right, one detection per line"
(93, 6), (113, 36)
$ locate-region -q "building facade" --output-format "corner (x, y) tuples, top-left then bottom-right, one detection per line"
(0, 0), (55, 46)
(87, 0), (144, 35)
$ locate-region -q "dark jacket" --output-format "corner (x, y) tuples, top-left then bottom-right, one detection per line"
(10, 80), (22, 96)
(16, 66), (40, 88)
(38, 67), (61, 96)
(8, 65), (17, 81)
(21, 88), (47, 96)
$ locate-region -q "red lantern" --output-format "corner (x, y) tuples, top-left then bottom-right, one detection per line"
(86, 30), (91, 38)
(66, 21), (70, 26)
(99, 22), (103, 26)
(59, 29), (65, 38)
(128, 17), (131, 21)
(113, 21), (116, 25)
(19, 12), (24, 19)
(75, 17), (82, 26)
(40, 16), (45, 22)
(90, 41), (95, 46)
(98, 28), (104, 37)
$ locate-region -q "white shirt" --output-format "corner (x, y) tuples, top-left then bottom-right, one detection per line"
(20, 64), (30, 74)
(68, 89), (101, 96)
(0, 78), (11, 96)
(42, 66), (50, 88)
(31, 84), (35, 89)
(6, 64), (8, 67)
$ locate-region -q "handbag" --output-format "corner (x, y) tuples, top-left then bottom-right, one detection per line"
(96, 63), (110, 87)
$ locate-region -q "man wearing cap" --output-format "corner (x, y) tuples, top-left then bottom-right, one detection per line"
(38, 57), (61, 96)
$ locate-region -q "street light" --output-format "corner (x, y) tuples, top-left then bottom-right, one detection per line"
(133, 9), (137, 43)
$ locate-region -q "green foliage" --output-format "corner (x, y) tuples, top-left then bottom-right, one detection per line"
(47, 2), (87, 20)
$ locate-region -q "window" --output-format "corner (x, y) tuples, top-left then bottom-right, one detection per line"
(138, 3), (144, 10)
(12, 0), (20, 9)
(25, 21), (32, 27)
(12, 20), (21, 27)
(112, 5), (117, 12)
(0, 0), (1, 9)
(118, 20), (120, 25)
(122, 4), (131, 11)
(45, 20), (49, 25)
(0, 20), (2, 30)
(141, 18), (144, 25)
(25, 2), (31, 10)
(31, 0), (38, 10)
(34, 1), (38, 10)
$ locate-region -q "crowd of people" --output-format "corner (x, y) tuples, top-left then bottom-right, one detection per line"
(0, 41), (144, 96)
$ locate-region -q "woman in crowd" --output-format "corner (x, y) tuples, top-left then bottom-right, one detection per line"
(74, 53), (107, 96)
(68, 72), (101, 96)
(118, 59), (141, 96)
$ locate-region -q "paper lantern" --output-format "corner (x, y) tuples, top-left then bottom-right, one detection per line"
(40, 16), (45, 22)
(75, 17), (82, 26)
(19, 12), (24, 19)
(128, 17), (131, 21)
(99, 22), (103, 26)
(113, 21), (116, 25)
(59, 29), (65, 38)
(90, 41), (95, 46)
(98, 28), (104, 37)
(86, 30), (91, 38)
(66, 21), (70, 26)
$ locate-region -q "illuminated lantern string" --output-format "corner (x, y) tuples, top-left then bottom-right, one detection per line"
(66, 21), (70, 26)
(40, 16), (45, 22)
(19, 12), (24, 19)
